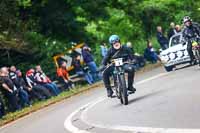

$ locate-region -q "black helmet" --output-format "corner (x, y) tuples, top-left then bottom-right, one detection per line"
(183, 16), (192, 24)
(109, 35), (120, 45)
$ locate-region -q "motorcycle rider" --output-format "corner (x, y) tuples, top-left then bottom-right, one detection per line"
(102, 35), (136, 97)
(182, 16), (200, 64)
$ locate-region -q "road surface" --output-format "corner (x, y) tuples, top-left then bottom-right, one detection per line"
(1, 65), (200, 133)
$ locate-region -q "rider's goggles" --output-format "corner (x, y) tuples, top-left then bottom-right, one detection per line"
(112, 40), (120, 45)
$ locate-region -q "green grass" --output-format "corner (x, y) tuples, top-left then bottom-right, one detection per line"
(0, 83), (103, 127)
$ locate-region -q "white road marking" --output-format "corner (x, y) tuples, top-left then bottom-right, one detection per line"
(135, 72), (169, 85)
(80, 94), (200, 133)
(65, 72), (198, 133)
(64, 97), (106, 133)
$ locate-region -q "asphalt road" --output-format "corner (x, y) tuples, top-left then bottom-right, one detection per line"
(1, 64), (200, 133)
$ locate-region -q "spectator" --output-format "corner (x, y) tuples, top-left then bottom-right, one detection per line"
(100, 42), (108, 58)
(34, 65), (60, 96)
(167, 22), (176, 39)
(175, 24), (182, 34)
(16, 70), (43, 101)
(81, 44), (100, 81)
(9, 66), (31, 107)
(9, 66), (20, 89)
(126, 42), (134, 53)
(126, 42), (141, 70)
(0, 67), (20, 112)
(144, 40), (159, 64)
(156, 26), (169, 50)
(73, 54), (94, 85)
(26, 69), (51, 99)
(57, 61), (74, 90)
(0, 97), (5, 118)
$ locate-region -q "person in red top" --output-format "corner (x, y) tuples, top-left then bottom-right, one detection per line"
(35, 65), (60, 96)
(57, 61), (74, 90)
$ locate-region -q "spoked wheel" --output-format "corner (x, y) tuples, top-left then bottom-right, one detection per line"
(119, 74), (128, 105)
(113, 75), (120, 98)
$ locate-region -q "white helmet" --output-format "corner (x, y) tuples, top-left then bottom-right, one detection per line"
(183, 16), (192, 24)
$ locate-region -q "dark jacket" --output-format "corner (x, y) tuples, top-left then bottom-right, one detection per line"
(144, 47), (158, 61)
(9, 71), (21, 89)
(81, 49), (94, 63)
(182, 22), (200, 42)
(0, 76), (15, 94)
(102, 45), (134, 66)
(156, 32), (168, 46)
(73, 59), (84, 72)
(168, 28), (176, 39)
(0, 97), (5, 118)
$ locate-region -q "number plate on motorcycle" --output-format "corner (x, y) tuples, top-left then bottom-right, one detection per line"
(113, 58), (123, 66)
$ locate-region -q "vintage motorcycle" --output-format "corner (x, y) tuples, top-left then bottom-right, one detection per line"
(191, 39), (200, 66)
(103, 57), (135, 105)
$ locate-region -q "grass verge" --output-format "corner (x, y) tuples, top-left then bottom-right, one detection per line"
(0, 62), (162, 127)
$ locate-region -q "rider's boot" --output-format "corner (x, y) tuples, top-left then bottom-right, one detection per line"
(193, 59), (197, 65)
(127, 86), (136, 94)
(106, 88), (113, 97)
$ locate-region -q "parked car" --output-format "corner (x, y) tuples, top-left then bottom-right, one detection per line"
(160, 33), (191, 72)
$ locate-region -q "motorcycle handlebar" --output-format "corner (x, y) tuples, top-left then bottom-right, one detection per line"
(100, 60), (136, 74)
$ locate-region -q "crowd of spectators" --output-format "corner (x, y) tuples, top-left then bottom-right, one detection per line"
(0, 36), (168, 118)
(0, 65), (62, 118)
(142, 22), (184, 63)
(156, 22), (183, 51)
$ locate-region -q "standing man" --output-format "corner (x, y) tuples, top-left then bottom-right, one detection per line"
(73, 54), (94, 85)
(100, 42), (108, 58)
(81, 44), (100, 81)
(175, 25), (182, 34)
(167, 22), (176, 39)
(156, 26), (169, 50)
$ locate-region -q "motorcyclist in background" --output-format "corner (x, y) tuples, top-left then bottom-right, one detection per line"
(182, 16), (200, 64)
(102, 35), (136, 97)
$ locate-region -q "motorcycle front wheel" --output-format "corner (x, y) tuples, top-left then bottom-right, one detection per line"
(119, 74), (128, 105)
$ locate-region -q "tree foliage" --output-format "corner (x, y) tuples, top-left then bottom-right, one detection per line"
(1, 0), (200, 74)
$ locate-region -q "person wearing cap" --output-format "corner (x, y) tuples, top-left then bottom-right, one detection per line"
(182, 16), (200, 64)
(101, 35), (136, 97)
